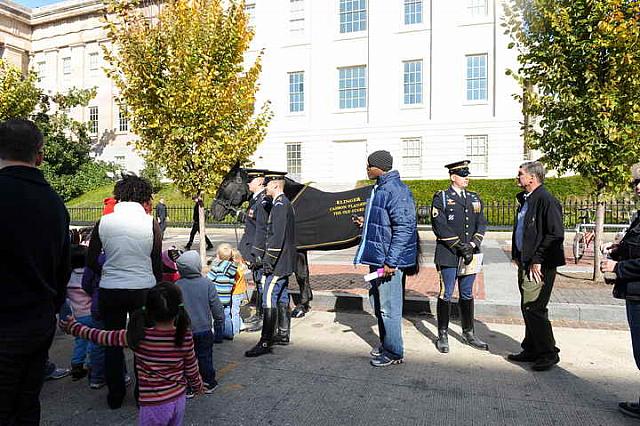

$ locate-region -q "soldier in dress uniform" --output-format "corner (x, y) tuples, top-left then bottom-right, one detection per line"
(238, 169), (270, 332)
(245, 172), (297, 357)
(431, 160), (489, 353)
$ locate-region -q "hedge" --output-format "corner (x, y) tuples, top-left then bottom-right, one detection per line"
(357, 176), (595, 205)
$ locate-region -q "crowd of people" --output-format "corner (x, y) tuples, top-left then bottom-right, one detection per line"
(2, 116), (640, 425)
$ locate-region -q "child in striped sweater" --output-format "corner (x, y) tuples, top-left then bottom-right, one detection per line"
(207, 244), (238, 340)
(61, 282), (204, 425)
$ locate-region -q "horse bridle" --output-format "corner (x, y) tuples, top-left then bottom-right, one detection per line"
(211, 197), (245, 222)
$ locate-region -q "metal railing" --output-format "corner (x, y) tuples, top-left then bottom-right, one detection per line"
(69, 200), (638, 229)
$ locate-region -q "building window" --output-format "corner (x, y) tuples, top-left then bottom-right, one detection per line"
(403, 60), (423, 105)
(244, 1), (256, 28)
(338, 65), (366, 109)
(290, 0), (304, 11)
(404, 0), (423, 25)
(466, 54), (488, 101)
(37, 61), (46, 82)
(288, 71), (304, 113)
(62, 57), (71, 81)
(466, 135), (488, 175)
(402, 137), (422, 176)
(467, 0), (488, 17)
(286, 143), (302, 180)
(289, 0), (304, 34)
(339, 0), (367, 33)
(115, 155), (126, 169)
(290, 17), (305, 34)
(89, 53), (99, 71)
(118, 105), (129, 132)
(88, 106), (98, 135)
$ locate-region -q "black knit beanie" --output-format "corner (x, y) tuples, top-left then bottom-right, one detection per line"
(367, 150), (393, 172)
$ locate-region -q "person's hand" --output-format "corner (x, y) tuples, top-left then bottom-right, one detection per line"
(511, 259), (520, 269)
(352, 215), (364, 228)
(529, 263), (543, 284)
(58, 315), (75, 333)
(195, 384), (205, 396)
(382, 264), (396, 278)
(600, 242), (616, 255)
(459, 243), (474, 265)
(263, 261), (274, 276)
(600, 259), (618, 273)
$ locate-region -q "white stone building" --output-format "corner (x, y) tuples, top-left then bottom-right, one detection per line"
(0, 0), (525, 189)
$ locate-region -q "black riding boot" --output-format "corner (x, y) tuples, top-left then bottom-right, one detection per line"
(245, 290), (264, 332)
(245, 308), (277, 357)
(274, 302), (291, 346)
(436, 299), (450, 354)
(459, 298), (489, 351)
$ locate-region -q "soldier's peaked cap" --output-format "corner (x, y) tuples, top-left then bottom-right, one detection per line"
(263, 171), (287, 184)
(243, 168), (269, 178)
(445, 160), (471, 177)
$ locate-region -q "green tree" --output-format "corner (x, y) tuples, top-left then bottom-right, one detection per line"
(504, 0), (640, 280)
(0, 60), (114, 201)
(104, 0), (272, 261)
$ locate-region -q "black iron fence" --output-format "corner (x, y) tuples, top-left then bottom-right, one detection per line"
(69, 200), (639, 229)
(67, 206), (238, 227)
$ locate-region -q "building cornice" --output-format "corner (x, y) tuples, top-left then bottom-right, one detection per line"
(0, 0), (106, 26)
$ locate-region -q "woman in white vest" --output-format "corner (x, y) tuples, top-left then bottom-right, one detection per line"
(87, 175), (162, 409)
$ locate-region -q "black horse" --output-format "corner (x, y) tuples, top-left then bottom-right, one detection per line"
(210, 164), (373, 317)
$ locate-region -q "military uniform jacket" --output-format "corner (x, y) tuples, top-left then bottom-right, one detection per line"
(247, 190), (270, 264)
(238, 190), (263, 262)
(431, 187), (487, 267)
(265, 193), (297, 276)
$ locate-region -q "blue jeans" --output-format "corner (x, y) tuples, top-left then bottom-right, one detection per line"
(627, 300), (640, 370)
(438, 266), (476, 301)
(71, 315), (105, 383)
(192, 331), (215, 385)
(369, 267), (404, 359)
(222, 294), (245, 338)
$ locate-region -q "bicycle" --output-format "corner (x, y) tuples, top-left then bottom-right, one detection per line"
(572, 207), (633, 264)
(572, 208), (595, 264)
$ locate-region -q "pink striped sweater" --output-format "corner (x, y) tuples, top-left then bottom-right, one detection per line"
(67, 321), (203, 405)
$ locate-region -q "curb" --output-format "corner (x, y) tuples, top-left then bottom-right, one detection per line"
(280, 289), (627, 324)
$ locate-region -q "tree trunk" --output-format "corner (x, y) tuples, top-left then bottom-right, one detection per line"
(593, 199), (605, 282)
(198, 196), (207, 269)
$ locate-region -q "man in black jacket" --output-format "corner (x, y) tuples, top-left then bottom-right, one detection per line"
(510, 161), (565, 371)
(600, 165), (640, 419)
(0, 119), (71, 424)
(185, 196), (213, 250)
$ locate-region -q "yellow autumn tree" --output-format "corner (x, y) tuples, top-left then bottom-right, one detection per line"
(103, 0), (271, 261)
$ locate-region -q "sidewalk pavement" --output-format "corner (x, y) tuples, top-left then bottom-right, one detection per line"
(42, 310), (638, 425)
(162, 229), (627, 324)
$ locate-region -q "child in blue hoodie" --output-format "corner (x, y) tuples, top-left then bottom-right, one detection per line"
(175, 250), (224, 395)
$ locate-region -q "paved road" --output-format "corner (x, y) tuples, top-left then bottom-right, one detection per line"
(43, 310), (638, 425)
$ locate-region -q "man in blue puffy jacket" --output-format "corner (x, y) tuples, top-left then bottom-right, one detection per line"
(354, 150), (418, 367)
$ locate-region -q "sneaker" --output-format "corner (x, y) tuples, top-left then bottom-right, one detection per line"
(186, 389), (195, 399)
(90, 382), (106, 390)
(45, 367), (70, 381)
(204, 381), (218, 394)
(619, 401), (640, 419)
(370, 354), (404, 367)
(369, 345), (383, 357)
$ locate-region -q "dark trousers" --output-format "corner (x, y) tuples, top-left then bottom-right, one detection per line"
(0, 323), (54, 425)
(99, 288), (148, 407)
(295, 252), (313, 306)
(187, 223), (212, 247)
(626, 300), (640, 370)
(159, 220), (167, 239)
(192, 331), (215, 385)
(517, 265), (559, 358)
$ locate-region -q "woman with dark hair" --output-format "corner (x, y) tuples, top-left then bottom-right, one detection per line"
(87, 174), (163, 409)
(61, 282), (204, 425)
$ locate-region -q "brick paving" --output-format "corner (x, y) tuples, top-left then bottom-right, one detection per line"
(287, 264), (486, 300)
